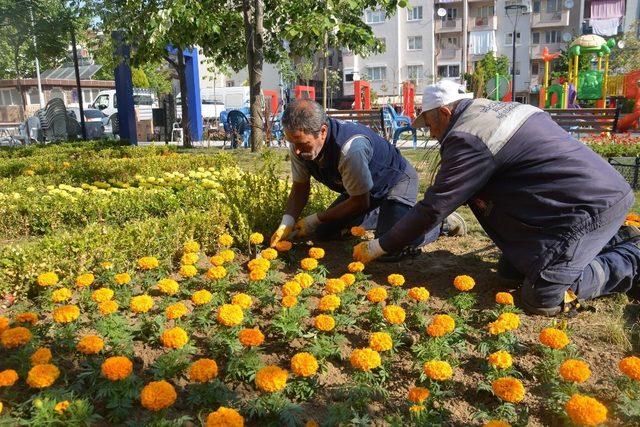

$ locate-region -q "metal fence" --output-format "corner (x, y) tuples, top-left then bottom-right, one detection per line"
(609, 157), (640, 189)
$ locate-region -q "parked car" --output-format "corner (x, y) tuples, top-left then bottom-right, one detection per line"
(91, 88), (157, 121)
(68, 108), (106, 139)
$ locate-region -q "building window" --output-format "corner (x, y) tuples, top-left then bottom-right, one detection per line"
(365, 9), (385, 24)
(476, 5), (495, 17)
(546, 0), (560, 12)
(366, 66), (387, 81)
(345, 73), (354, 82)
(444, 36), (459, 48)
(532, 0), (541, 12)
(532, 32), (540, 44)
(407, 6), (423, 21)
(50, 88), (65, 102)
(509, 62), (521, 75)
(531, 61), (540, 75)
(445, 7), (458, 20)
(0, 89), (19, 106)
(515, 95), (527, 103)
(437, 65), (460, 78)
(27, 88), (41, 106)
(505, 32), (521, 46)
(407, 36), (423, 51)
(545, 29), (560, 43)
(407, 65), (423, 81)
(226, 81), (235, 87)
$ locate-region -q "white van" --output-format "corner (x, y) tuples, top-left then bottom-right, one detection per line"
(176, 87), (250, 121)
(91, 89), (157, 121)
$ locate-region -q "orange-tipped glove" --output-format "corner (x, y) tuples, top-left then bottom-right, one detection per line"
(270, 215), (295, 247)
(293, 213), (321, 238)
(353, 239), (386, 263)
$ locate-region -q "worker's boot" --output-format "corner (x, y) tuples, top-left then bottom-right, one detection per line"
(442, 212), (467, 237)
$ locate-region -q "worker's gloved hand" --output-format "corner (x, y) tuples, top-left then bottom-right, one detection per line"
(293, 213), (321, 238)
(270, 214), (295, 247)
(353, 239), (386, 263)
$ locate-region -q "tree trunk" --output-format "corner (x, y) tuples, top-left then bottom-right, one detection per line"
(322, 31), (328, 109)
(176, 50), (192, 148)
(14, 47), (27, 122)
(243, 0), (265, 152)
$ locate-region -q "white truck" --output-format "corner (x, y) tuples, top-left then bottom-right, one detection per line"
(176, 86), (250, 122)
(91, 88), (158, 121)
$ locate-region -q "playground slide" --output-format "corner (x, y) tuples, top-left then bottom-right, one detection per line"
(618, 110), (640, 133)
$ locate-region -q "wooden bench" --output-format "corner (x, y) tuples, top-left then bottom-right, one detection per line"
(544, 107), (622, 134)
(326, 109), (388, 139)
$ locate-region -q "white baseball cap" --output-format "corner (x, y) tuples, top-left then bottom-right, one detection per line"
(412, 80), (473, 128)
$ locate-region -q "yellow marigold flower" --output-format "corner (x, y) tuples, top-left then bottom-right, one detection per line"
(351, 226), (366, 237)
(54, 401), (69, 414)
(182, 252), (199, 266)
(220, 249), (236, 262)
(75, 273), (95, 288)
(409, 405), (425, 413)
(408, 386), (430, 403)
(206, 266), (227, 280)
(161, 327), (189, 349)
(140, 380), (177, 411)
(92, 287), (114, 303)
(15, 312), (38, 324)
(130, 295), (154, 313)
(369, 332), (393, 352)
(99, 300), (118, 315)
(261, 248), (278, 260)
(157, 279), (179, 295)
(539, 327), (570, 349)
(232, 293), (253, 309)
(77, 335), (104, 355)
(318, 295), (341, 312)
(53, 305), (80, 323)
(275, 241), (292, 252)
(217, 304), (244, 327)
(179, 264), (198, 278)
(383, 305), (406, 324)
(0, 317), (9, 333)
(488, 350), (513, 370)
(206, 407), (244, 427)
(192, 289), (212, 306)
(137, 256), (159, 270)
(1, 326), (32, 348)
(300, 257), (318, 271)
(366, 287), (388, 303)
(248, 268), (267, 282)
(484, 421), (512, 427)
(210, 255), (225, 266)
(488, 319), (509, 335)
(250, 232), (264, 245)
(423, 360), (453, 381)
(188, 358), (218, 383)
(314, 314), (335, 331)
(492, 377), (525, 403)
(294, 273), (314, 289)
(497, 312), (520, 330)
(102, 356), (133, 380)
(387, 273), (405, 287)
(619, 356), (640, 381)
(100, 261), (114, 270)
(26, 364), (59, 388)
(291, 352), (319, 377)
(348, 261), (365, 273)
(495, 292), (514, 305)
(282, 295), (298, 308)
(408, 287), (430, 302)
(37, 271), (59, 287)
(282, 281), (302, 297)
(453, 275), (475, 291)
(325, 278), (346, 294)
(0, 369), (18, 387)
(183, 240), (200, 253)
(30, 348), (52, 366)
(52, 287), (72, 303)
(238, 328), (265, 347)
(559, 359), (591, 383)
(218, 233), (234, 247)
(350, 348), (382, 371)
(114, 273), (132, 285)
(255, 365), (288, 393)
(308, 247), (325, 259)
(429, 314), (456, 336)
(340, 273), (356, 286)
(565, 394), (608, 426)
(248, 258), (270, 271)
(166, 303), (188, 320)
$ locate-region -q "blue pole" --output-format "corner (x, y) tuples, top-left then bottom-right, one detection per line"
(112, 31), (137, 145)
(183, 48), (203, 141)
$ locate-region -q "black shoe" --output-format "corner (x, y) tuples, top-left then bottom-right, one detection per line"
(376, 246), (421, 263)
(618, 225), (640, 245)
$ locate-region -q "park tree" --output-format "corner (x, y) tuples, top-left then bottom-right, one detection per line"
(610, 21), (640, 73)
(467, 53), (509, 98)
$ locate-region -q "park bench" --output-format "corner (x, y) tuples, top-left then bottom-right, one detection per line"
(326, 109), (388, 139)
(544, 107), (622, 134)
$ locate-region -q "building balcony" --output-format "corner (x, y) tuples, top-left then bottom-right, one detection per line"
(530, 43), (563, 59)
(435, 18), (463, 33)
(530, 10), (570, 28)
(438, 47), (462, 61)
(468, 15), (498, 30)
(468, 0), (494, 3)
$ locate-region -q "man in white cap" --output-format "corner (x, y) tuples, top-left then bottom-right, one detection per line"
(353, 80), (640, 315)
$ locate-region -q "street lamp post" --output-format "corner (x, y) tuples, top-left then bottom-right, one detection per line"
(505, 3), (527, 102)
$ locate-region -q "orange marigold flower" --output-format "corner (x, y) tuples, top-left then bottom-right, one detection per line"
(340, 273), (356, 286)
(294, 273), (314, 289)
(366, 287), (388, 303)
(383, 305), (406, 324)
(140, 380), (177, 411)
(423, 360), (453, 381)
(308, 247), (325, 259)
(539, 327), (570, 349)
(30, 347), (52, 366)
(282, 295), (298, 308)
(249, 268), (267, 282)
(232, 293), (253, 309)
(77, 335), (104, 355)
(210, 255), (225, 266)
(0, 369), (18, 387)
(192, 289), (212, 306)
(565, 394), (608, 426)
(291, 352), (319, 377)
(179, 264), (198, 278)
(0, 316), (8, 333)
(318, 295), (341, 312)
(495, 292), (514, 305)
(130, 295), (154, 313)
(102, 356), (133, 380)
(238, 328), (265, 347)
(137, 256), (159, 270)
(408, 287), (430, 302)
(619, 356), (640, 381)
(453, 275), (475, 291)
(183, 240), (200, 253)
(348, 261), (365, 273)
(75, 273), (95, 288)
(37, 271), (59, 287)
(314, 314), (335, 331)
(54, 401), (70, 414)
(350, 348), (382, 371)
(99, 300), (119, 315)
(492, 377), (525, 403)
(52, 287), (73, 303)
(182, 252), (199, 266)
(166, 302), (188, 320)
(161, 327), (189, 349)
(275, 240), (293, 252)
(387, 273), (405, 287)
(350, 226), (366, 237)
(248, 258), (270, 271)
(488, 350), (513, 370)
(261, 248), (278, 260)
(282, 281), (302, 297)
(559, 359), (591, 383)
(325, 278), (346, 294)
(15, 312), (38, 324)
(206, 407), (244, 427)
(217, 304), (244, 327)
(218, 233), (234, 247)
(1, 326), (32, 348)
(431, 314), (456, 333)
(114, 272), (132, 285)
(26, 364), (59, 388)
(250, 232), (264, 245)
(188, 358), (218, 383)
(92, 287), (114, 303)
(369, 332), (393, 352)
(255, 365), (288, 392)
(220, 249), (236, 262)
(52, 305), (80, 323)
(484, 421), (512, 427)
(408, 386), (430, 403)
(300, 257), (318, 271)
(157, 278), (179, 295)
(206, 266), (227, 280)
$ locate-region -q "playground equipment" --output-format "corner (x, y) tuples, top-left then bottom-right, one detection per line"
(402, 81), (415, 120)
(294, 85), (316, 101)
(567, 35), (616, 107)
(486, 75), (512, 102)
(353, 80), (371, 110)
(538, 47), (562, 108)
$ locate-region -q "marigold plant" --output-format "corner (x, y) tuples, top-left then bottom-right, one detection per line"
(0, 369), (18, 387)
(15, 312), (38, 324)
(275, 241), (293, 252)
(218, 234), (234, 247)
(166, 302), (188, 320)
(314, 314), (335, 332)
(282, 295), (298, 308)
(408, 387), (430, 403)
(114, 273), (132, 285)
(423, 360), (453, 381)
(161, 327), (189, 349)
(206, 266), (227, 280)
(130, 295), (154, 313)
(340, 273), (356, 286)
(1, 326), (32, 348)
(619, 356), (640, 381)
(300, 258), (318, 271)
(101, 356), (133, 381)
(484, 421), (511, 427)
(291, 352), (319, 377)
(408, 287), (430, 302)
(383, 305), (406, 325)
(217, 304), (244, 327)
(539, 327), (570, 349)
(318, 295), (341, 312)
(350, 348), (382, 371)
(260, 248), (278, 260)
(250, 232), (264, 245)
(369, 332), (393, 352)
(188, 358), (219, 383)
(491, 377), (525, 403)
(182, 252), (199, 266)
(220, 249), (236, 262)
(77, 335), (104, 355)
(255, 365), (288, 392)
(367, 287), (388, 303)
(324, 278), (346, 294)
(206, 407), (244, 427)
(179, 265), (198, 278)
(210, 255), (225, 266)
(92, 288), (114, 303)
(30, 348), (52, 366)
(183, 240), (200, 253)
(137, 256), (159, 270)
(37, 271), (59, 287)
(283, 281), (302, 297)
(294, 273), (314, 289)
(249, 269), (267, 282)
(0, 317), (8, 333)
(75, 273), (95, 288)
(26, 364), (59, 388)
(387, 273), (405, 287)
(248, 258), (270, 271)
(495, 292), (514, 305)
(453, 275), (475, 291)
(52, 305), (80, 323)
(308, 247), (325, 259)
(559, 359), (591, 383)
(140, 380), (177, 411)
(157, 278), (179, 295)
(51, 287), (72, 303)
(192, 289), (213, 306)
(238, 328), (265, 347)
(565, 393), (608, 426)
(348, 262), (365, 273)
(488, 350), (513, 370)
(427, 314), (456, 338)
(232, 293), (253, 309)
(99, 300), (119, 315)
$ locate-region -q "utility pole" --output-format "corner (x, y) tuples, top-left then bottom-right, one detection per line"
(30, 8), (44, 108)
(70, 24), (87, 140)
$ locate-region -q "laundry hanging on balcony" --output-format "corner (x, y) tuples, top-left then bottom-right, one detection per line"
(590, 17), (620, 36)
(590, 0), (625, 19)
(469, 30), (496, 56)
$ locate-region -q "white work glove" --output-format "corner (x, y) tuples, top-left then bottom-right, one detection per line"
(270, 214), (295, 247)
(353, 239), (386, 263)
(292, 213), (322, 238)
